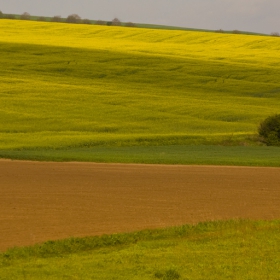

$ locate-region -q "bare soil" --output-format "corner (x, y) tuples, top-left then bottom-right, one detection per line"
(0, 160), (279, 251)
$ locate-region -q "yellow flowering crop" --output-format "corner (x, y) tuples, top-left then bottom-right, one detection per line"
(0, 20), (279, 149)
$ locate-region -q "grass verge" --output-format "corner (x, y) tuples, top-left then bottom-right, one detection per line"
(1, 145), (280, 167)
(1, 220), (279, 279)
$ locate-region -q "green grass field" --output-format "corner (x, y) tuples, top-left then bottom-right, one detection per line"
(0, 19), (280, 164)
(1, 145), (280, 166)
(1, 220), (279, 279)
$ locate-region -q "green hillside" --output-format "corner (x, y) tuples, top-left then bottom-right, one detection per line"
(0, 20), (279, 164)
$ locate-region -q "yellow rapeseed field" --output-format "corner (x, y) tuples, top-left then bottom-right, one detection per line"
(0, 20), (280, 149)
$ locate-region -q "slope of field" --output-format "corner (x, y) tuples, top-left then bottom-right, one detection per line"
(1, 220), (280, 279)
(0, 20), (280, 155)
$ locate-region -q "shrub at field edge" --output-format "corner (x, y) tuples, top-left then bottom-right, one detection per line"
(258, 114), (280, 146)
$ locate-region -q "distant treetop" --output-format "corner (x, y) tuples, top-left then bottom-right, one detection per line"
(125, 22), (136, 27)
(51, 15), (62, 22)
(20, 12), (31, 20)
(66, 14), (81, 24)
(112, 18), (121, 26)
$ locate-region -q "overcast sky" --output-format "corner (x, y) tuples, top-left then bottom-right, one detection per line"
(0, 0), (279, 34)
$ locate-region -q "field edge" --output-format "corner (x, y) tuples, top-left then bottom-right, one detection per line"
(1, 219), (279, 257)
(0, 145), (280, 167)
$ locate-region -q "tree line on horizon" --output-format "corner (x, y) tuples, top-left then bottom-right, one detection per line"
(0, 10), (279, 36)
(0, 10), (136, 28)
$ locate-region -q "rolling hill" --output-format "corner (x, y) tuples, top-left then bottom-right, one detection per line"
(0, 19), (279, 164)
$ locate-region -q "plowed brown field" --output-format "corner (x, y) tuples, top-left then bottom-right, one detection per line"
(0, 160), (279, 251)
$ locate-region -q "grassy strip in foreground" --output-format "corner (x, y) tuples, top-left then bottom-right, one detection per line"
(1, 145), (280, 167)
(1, 220), (280, 279)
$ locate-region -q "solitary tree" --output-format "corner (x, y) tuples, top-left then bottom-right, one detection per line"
(112, 17), (121, 26)
(259, 114), (280, 146)
(232, 30), (240, 34)
(66, 14), (81, 23)
(20, 12), (31, 20)
(271, 32), (280, 37)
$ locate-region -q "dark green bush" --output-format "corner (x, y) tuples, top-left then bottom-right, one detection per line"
(258, 114), (280, 146)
